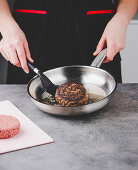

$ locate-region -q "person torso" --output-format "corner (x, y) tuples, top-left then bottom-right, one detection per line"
(7, 0), (120, 84)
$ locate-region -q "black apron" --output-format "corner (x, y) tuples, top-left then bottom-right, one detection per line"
(7, 0), (122, 83)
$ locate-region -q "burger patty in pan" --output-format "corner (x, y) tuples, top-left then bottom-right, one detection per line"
(55, 82), (88, 106)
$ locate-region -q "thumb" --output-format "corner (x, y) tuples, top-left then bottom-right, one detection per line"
(93, 34), (106, 56)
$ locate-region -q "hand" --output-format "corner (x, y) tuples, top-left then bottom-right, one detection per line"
(0, 21), (34, 73)
(93, 14), (127, 63)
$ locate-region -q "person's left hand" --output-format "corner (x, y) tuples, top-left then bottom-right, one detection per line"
(93, 14), (127, 63)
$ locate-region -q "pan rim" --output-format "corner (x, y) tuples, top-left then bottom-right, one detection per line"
(27, 65), (117, 108)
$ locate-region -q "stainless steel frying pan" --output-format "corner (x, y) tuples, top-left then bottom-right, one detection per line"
(27, 49), (117, 116)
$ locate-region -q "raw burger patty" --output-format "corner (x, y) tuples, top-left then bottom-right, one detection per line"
(0, 115), (20, 139)
(55, 82), (88, 106)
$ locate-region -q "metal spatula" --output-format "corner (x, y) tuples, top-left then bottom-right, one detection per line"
(28, 62), (59, 96)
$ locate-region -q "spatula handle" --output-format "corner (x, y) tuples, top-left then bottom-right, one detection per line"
(27, 61), (40, 75)
(27, 61), (54, 87)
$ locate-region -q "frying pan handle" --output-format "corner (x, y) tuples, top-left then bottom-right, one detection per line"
(91, 48), (107, 68)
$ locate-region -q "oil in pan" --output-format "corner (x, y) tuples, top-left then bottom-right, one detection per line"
(36, 83), (106, 106)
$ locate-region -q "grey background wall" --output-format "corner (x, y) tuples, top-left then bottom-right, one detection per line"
(0, 1), (138, 83)
(120, 18), (138, 83)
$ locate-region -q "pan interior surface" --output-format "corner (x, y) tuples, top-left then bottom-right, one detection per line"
(28, 66), (116, 107)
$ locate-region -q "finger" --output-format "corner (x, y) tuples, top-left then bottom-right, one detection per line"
(93, 34), (106, 56)
(9, 47), (21, 67)
(0, 43), (9, 61)
(106, 41), (118, 62)
(0, 49), (10, 61)
(103, 58), (110, 63)
(0, 42), (13, 62)
(16, 43), (29, 73)
(24, 41), (34, 63)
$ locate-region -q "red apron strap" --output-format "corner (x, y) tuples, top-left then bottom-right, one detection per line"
(87, 10), (114, 15)
(14, 9), (47, 14)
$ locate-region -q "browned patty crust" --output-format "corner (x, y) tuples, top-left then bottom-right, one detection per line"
(55, 82), (88, 106)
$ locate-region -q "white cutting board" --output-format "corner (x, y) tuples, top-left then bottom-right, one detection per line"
(0, 101), (54, 154)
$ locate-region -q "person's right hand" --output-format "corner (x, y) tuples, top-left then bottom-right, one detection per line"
(0, 21), (34, 73)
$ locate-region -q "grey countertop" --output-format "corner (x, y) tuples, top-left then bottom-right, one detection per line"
(0, 84), (138, 170)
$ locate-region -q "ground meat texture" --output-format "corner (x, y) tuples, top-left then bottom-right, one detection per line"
(55, 83), (88, 106)
(0, 115), (20, 139)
